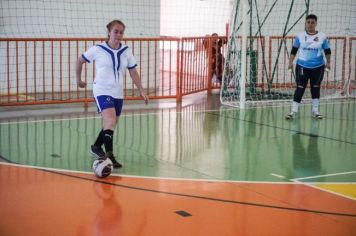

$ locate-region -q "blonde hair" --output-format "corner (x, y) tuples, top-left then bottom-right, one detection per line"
(106, 20), (126, 38)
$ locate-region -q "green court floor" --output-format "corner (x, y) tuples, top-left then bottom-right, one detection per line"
(0, 97), (355, 183)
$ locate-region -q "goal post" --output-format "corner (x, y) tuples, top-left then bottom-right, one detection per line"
(221, 0), (356, 108)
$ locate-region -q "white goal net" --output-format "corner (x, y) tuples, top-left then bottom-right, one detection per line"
(221, 0), (356, 108)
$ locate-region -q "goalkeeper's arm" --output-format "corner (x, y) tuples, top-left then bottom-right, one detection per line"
(288, 46), (298, 69)
(324, 48), (331, 70)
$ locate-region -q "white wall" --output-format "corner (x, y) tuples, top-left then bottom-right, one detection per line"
(161, 0), (233, 37)
(1, 0), (354, 41)
(0, 0), (160, 38)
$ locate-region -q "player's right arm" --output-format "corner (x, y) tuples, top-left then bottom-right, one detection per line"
(288, 54), (297, 70)
(76, 46), (97, 88)
(76, 56), (87, 88)
(288, 36), (300, 69)
(323, 37), (331, 70)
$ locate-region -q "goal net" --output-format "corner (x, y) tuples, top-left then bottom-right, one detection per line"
(221, 0), (356, 108)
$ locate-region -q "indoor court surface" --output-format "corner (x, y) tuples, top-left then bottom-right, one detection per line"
(0, 94), (356, 235)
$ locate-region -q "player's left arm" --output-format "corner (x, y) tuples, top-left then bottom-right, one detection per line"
(323, 37), (331, 70)
(129, 68), (149, 104)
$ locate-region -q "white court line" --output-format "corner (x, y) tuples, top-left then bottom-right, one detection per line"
(0, 162), (299, 184)
(270, 173), (286, 179)
(114, 173), (299, 184)
(0, 162), (95, 175)
(270, 172), (356, 201)
(307, 182), (356, 185)
(1, 161), (355, 195)
(291, 171), (356, 181)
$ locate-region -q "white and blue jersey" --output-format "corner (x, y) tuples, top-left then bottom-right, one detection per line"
(82, 42), (137, 99)
(293, 31), (330, 68)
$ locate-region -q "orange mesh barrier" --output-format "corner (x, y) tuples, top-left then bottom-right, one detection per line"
(0, 37), (181, 106)
(0, 36), (353, 106)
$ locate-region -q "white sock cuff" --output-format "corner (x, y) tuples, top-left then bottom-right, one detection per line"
(312, 99), (319, 112)
(292, 101), (300, 113)
(312, 98), (319, 107)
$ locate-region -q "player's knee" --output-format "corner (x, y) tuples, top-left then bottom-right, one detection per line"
(107, 118), (117, 129)
(294, 86), (306, 102)
(102, 114), (117, 130)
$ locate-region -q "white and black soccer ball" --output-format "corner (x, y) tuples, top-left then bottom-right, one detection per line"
(92, 157), (113, 178)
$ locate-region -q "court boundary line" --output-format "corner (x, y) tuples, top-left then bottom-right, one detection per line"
(291, 171), (356, 181)
(1, 161), (355, 218)
(308, 182), (356, 184)
(4, 161), (354, 185)
(0, 161), (298, 184)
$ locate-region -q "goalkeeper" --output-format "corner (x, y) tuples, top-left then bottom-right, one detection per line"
(286, 14), (331, 119)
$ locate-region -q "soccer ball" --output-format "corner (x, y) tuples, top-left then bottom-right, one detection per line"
(93, 157), (113, 178)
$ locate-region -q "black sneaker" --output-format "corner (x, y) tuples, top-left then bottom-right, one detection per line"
(106, 152), (122, 169)
(90, 145), (106, 159)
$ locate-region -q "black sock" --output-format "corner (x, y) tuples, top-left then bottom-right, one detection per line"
(93, 129), (104, 147)
(103, 129), (114, 153)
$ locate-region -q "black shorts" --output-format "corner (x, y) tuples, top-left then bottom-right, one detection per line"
(295, 64), (325, 87)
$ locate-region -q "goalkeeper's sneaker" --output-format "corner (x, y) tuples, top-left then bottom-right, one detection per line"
(106, 152), (122, 169)
(312, 111), (324, 119)
(90, 145), (106, 159)
(285, 111), (297, 119)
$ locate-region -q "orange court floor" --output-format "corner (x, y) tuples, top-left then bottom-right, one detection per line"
(0, 93), (355, 235)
